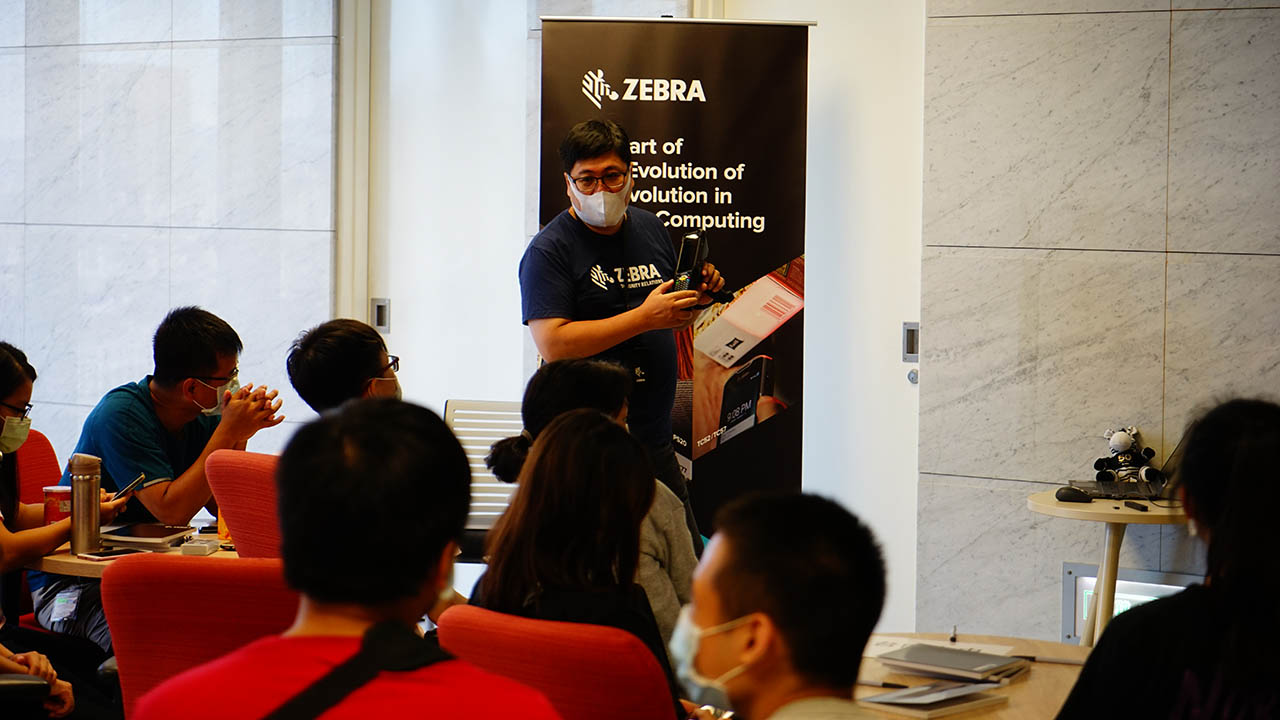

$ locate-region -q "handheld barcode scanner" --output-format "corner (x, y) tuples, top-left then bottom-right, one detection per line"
(674, 229), (734, 303)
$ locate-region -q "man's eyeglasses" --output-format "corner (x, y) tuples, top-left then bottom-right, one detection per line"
(194, 366), (240, 384)
(0, 401), (32, 419)
(570, 171), (628, 193)
(383, 355), (400, 374)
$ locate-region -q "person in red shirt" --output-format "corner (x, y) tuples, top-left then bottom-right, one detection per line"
(134, 399), (561, 719)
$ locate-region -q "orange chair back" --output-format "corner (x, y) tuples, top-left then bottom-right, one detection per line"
(437, 604), (674, 720)
(15, 428), (61, 504)
(101, 554), (297, 716)
(205, 449), (281, 558)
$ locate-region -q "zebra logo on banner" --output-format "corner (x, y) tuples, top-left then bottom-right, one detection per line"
(582, 69), (618, 109)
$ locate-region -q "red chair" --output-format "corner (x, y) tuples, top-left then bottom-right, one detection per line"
(205, 449), (281, 558)
(436, 605), (675, 720)
(101, 554), (298, 716)
(11, 429), (62, 630)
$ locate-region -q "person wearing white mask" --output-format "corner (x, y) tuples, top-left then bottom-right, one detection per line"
(30, 307), (285, 655)
(672, 492), (885, 720)
(286, 319), (403, 414)
(1, 341), (131, 718)
(519, 119), (726, 559)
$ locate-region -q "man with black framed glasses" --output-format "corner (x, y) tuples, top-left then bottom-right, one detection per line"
(519, 119), (725, 555)
(30, 306), (285, 654)
(286, 319), (402, 413)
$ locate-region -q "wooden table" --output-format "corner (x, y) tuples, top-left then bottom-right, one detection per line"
(29, 542), (240, 579)
(855, 633), (1090, 719)
(1026, 490), (1184, 646)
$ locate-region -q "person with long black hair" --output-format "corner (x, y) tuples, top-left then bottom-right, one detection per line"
(1058, 398), (1280, 717)
(474, 409), (684, 719)
(0, 342), (128, 719)
(486, 359), (696, 648)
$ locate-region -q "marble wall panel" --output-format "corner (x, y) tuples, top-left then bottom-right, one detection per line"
(924, 13), (1168, 251)
(0, 224), (21, 343)
(917, 473), (1162, 640)
(30, 402), (92, 468)
(1168, 10), (1280, 255)
(171, 38), (335, 231)
(25, 43), (171, 226)
(23, 224), (170, 407)
(0, 48), (22, 222)
(26, 0), (172, 46)
(1164, 253), (1280, 445)
(1174, 1), (1277, 8)
(1161, 524), (1207, 577)
(173, 0), (335, 41)
(0, 0), (23, 47)
(169, 228), (333, 427)
(535, 0), (691, 20)
(928, 0), (1168, 16)
(919, 247), (1165, 482)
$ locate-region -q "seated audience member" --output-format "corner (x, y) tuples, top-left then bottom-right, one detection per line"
(679, 492), (886, 720)
(134, 399), (560, 719)
(1058, 399), (1280, 718)
(474, 409), (683, 718)
(487, 359), (696, 646)
(1, 343), (125, 719)
(30, 307), (285, 654)
(286, 319), (400, 413)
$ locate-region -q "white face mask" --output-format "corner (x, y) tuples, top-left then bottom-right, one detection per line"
(570, 175), (632, 228)
(667, 604), (753, 711)
(194, 376), (240, 416)
(0, 415), (32, 454)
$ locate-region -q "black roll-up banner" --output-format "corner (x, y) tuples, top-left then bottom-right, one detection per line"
(541, 19), (808, 534)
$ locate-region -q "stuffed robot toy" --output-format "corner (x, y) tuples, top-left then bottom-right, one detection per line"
(1094, 426), (1163, 483)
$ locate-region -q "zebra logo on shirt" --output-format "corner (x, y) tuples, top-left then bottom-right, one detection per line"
(590, 265), (611, 290)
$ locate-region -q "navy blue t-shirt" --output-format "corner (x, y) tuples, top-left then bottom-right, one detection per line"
(519, 208), (677, 449)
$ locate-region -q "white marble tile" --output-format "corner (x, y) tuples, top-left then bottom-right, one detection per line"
(25, 0), (171, 46)
(1164, 253), (1280, 447)
(27, 402), (92, 468)
(24, 43), (171, 226)
(919, 247), (1166, 482)
(1168, 10), (1280, 254)
(0, 49), (22, 223)
(23, 224), (170, 406)
(1174, 1), (1276, 7)
(929, 0), (1169, 16)
(169, 228), (333, 427)
(924, 13), (1168, 250)
(0, 0), (24, 47)
(173, 0), (335, 41)
(1161, 524), (1207, 577)
(0, 224), (22, 343)
(917, 473), (1162, 641)
(171, 38), (335, 231)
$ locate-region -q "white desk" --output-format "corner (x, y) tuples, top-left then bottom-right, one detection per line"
(1026, 490), (1185, 646)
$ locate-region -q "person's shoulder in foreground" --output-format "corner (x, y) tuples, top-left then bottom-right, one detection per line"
(677, 492), (886, 720)
(134, 635), (561, 719)
(136, 398), (559, 718)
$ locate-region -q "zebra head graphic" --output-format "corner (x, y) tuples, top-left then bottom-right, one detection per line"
(590, 265), (611, 290)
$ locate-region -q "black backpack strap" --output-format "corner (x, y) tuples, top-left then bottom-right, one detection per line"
(261, 622), (453, 720)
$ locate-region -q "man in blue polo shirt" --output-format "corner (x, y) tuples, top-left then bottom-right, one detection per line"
(31, 306), (286, 653)
(519, 119), (725, 555)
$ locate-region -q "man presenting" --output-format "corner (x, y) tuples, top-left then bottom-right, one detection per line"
(520, 119), (723, 553)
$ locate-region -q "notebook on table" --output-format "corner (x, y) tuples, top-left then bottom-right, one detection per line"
(875, 644), (1027, 682)
(100, 523), (195, 549)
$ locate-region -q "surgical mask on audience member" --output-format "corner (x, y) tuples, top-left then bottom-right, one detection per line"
(0, 415), (32, 454)
(668, 604), (753, 711)
(370, 377), (402, 401)
(570, 176), (632, 228)
(194, 377), (240, 416)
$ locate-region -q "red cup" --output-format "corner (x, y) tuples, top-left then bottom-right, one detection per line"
(43, 486), (72, 525)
